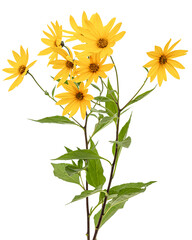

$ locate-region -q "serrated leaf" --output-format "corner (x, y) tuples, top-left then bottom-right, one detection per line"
(127, 86), (156, 106)
(94, 96), (113, 103)
(93, 115), (116, 136)
(86, 140), (106, 188)
(68, 186), (103, 204)
(30, 116), (76, 125)
(53, 149), (101, 161)
(51, 163), (80, 185)
(110, 136), (131, 148)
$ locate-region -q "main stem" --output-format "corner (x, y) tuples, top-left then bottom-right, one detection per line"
(84, 115), (90, 240)
(92, 107), (121, 240)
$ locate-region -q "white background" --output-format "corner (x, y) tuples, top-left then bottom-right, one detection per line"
(0, 0), (192, 239)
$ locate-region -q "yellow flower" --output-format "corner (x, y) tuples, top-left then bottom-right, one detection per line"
(55, 81), (94, 119)
(50, 47), (76, 87)
(143, 39), (187, 86)
(73, 13), (126, 58)
(75, 53), (114, 88)
(38, 21), (63, 64)
(3, 46), (37, 91)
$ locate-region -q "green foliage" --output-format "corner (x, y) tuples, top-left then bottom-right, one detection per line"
(91, 83), (101, 92)
(53, 149), (102, 161)
(110, 136), (131, 148)
(105, 79), (118, 121)
(30, 115), (76, 125)
(127, 86), (156, 106)
(112, 114), (132, 174)
(94, 96), (113, 103)
(93, 115), (116, 136)
(51, 163), (80, 185)
(68, 186), (103, 204)
(86, 140), (106, 188)
(65, 165), (86, 176)
(94, 181), (156, 227)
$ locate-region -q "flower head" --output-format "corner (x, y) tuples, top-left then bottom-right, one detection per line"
(3, 46), (37, 91)
(72, 13), (126, 58)
(144, 39), (187, 86)
(50, 47), (76, 87)
(55, 81), (94, 119)
(38, 21), (63, 64)
(75, 53), (114, 87)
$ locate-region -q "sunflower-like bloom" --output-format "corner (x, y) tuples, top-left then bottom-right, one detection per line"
(63, 12), (89, 42)
(3, 46), (37, 91)
(55, 81), (94, 119)
(50, 47), (76, 87)
(143, 39), (187, 86)
(75, 53), (114, 87)
(38, 21), (63, 64)
(73, 13), (126, 58)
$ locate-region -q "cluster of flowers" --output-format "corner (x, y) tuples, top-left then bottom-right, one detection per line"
(3, 12), (187, 120)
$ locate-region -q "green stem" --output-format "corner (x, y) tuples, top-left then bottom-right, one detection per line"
(120, 77), (148, 112)
(110, 56), (119, 101)
(27, 71), (84, 129)
(84, 114), (90, 240)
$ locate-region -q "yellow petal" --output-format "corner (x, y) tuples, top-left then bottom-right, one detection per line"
(12, 51), (20, 62)
(165, 63), (180, 79)
(3, 68), (17, 74)
(143, 59), (158, 68)
(4, 73), (19, 80)
(8, 75), (24, 91)
(38, 48), (53, 55)
(167, 50), (188, 58)
(167, 59), (185, 69)
(163, 39), (172, 54)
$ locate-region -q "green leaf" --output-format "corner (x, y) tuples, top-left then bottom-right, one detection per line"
(94, 96), (113, 103)
(94, 181), (156, 227)
(105, 79), (118, 121)
(90, 108), (107, 114)
(112, 113), (132, 158)
(86, 140), (106, 188)
(68, 186), (103, 204)
(93, 115), (116, 136)
(51, 85), (56, 97)
(110, 136), (131, 148)
(53, 149), (101, 161)
(127, 86), (156, 106)
(91, 83), (101, 92)
(30, 115), (76, 125)
(65, 165), (86, 176)
(51, 163), (80, 185)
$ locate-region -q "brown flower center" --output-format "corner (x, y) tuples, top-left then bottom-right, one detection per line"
(66, 60), (74, 69)
(18, 65), (26, 74)
(159, 55), (167, 64)
(54, 39), (62, 47)
(97, 38), (108, 48)
(76, 92), (84, 100)
(89, 63), (99, 73)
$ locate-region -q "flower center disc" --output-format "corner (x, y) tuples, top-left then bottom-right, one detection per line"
(97, 38), (108, 48)
(159, 55), (167, 64)
(66, 60), (74, 69)
(18, 65), (26, 74)
(89, 63), (99, 73)
(76, 92), (84, 100)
